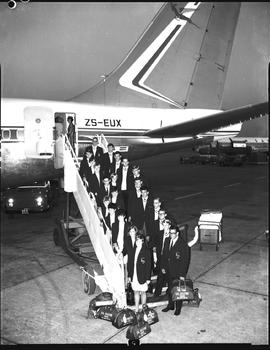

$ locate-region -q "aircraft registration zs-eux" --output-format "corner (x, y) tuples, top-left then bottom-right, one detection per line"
(1, 2), (268, 189)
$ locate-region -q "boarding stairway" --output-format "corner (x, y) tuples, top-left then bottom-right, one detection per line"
(62, 135), (126, 308)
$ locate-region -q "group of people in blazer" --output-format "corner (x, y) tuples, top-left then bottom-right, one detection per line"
(79, 139), (190, 315)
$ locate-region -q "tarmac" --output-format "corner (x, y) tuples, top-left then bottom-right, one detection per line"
(0, 151), (268, 345)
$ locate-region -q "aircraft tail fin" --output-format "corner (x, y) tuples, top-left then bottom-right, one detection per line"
(71, 2), (241, 110)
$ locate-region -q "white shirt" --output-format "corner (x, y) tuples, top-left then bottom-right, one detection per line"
(95, 171), (100, 184)
(170, 236), (178, 250)
(131, 236), (135, 248)
(136, 189), (141, 198)
(92, 145), (97, 156)
(121, 167), (128, 190)
(104, 185), (110, 194)
(115, 161), (121, 172)
(111, 195), (117, 204)
(117, 221), (125, 252)
(161, 229), (169, 254)
(142, 197), (148, 210)
(154, 209), (159, 221)
(108, 152), (113, 163)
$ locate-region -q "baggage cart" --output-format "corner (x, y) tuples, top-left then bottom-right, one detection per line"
(198, 210), (223, 251)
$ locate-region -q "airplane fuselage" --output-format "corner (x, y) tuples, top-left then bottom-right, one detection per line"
(1, 98), (241, 188)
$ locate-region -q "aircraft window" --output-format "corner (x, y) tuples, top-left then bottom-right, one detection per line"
(10, 129), (17, 140)
(3, 130), (10, 140)
(17, 129), (24, 140)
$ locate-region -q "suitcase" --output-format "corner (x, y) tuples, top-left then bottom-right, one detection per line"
(87, 292), (114, 319)
(186, 288), (202, 307)
(198, 210), (223, 251)
(137, 304), (159, 325)
(95, 304), (119, 322)
(171, 277), (195, 301)
(112, 308), (137, 329)
(126, 314), (151, 340)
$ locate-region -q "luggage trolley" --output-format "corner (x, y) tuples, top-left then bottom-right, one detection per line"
(198, 210), (223, 251)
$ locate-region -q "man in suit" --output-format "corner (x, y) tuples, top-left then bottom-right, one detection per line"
(110, 186), (125, 212)
(153, 218), (171, 297)
(129, 186), (153, 235)
(88, 162), (102, 205)
(161, 225), (191, 316)
(144, 197), (163, 274)
(85, 136), (104, 162)
(117, 157), (133, 210)
(146, 197), (163, 247)
(101, 143), (115, 177)
(79, 151), (95, 191)
(110, 172), (120, 190)
(127, 177), (143, 220)
(99, 177), (112, 200)
(105, 203), (117, 231)
(113, 151), (122, 174)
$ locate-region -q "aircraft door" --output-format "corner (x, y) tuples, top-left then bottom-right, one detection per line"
(24, 106), (54, 157)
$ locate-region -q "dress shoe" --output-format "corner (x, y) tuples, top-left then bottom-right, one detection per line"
(174, 308), (181, 316)
(162, 305), (174, 312)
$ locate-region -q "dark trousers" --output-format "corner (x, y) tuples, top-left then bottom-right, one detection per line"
(154, 270), (167, 296)
(121, 190), (129, 213)
(167, 274), (183, 312)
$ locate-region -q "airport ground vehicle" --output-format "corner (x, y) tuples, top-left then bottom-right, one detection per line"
(4, 180), (53, 214)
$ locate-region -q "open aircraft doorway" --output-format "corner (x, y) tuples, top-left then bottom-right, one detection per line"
(54, 112), (77, 156)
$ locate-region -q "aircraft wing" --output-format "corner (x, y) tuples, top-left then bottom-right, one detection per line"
(144, 102), (268, 138)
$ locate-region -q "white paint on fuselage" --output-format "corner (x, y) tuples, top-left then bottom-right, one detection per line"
(2, 98), (222, 132)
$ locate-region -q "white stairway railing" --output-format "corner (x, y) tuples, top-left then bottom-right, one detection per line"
(63, 135), (126, 308)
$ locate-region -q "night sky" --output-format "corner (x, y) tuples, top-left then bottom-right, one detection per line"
(0, 2), (269, 136)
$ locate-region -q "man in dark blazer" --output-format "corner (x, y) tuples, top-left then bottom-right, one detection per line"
(116, 157), (133, 210)
(99, 177), (112, 200)
(161, 226), (191, 316)
(153, 217), (171, 296)
(110, 186), (125, 212)
(88, 162), (102, 205)
(79, 151), (95, 191)
(127, 177), (143, 220)
(145, 197), (163, 247)
(101, 143), (115, 177)
(129, 186), (153, 234)
(104, 203), (117, 231)
(85, 136), (104, 162)
(113, 151), (122, 174)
